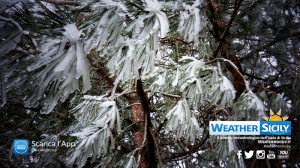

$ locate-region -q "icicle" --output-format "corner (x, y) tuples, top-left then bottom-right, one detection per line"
(172, 68), (180, 86)
(153, 31), (158, 51)
(54, 45), (76, 72)
(156, 11), (169, 38)
(76, 42), (91, 93)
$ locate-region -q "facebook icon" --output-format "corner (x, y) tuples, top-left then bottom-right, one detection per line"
(237, 150), (242, 159)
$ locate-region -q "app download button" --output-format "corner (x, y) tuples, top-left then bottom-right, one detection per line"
(14, 140), (29, 154)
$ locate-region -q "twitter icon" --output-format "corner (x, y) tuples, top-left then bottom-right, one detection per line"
(244, 150), (254, 159)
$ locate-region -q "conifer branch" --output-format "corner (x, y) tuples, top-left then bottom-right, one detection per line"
(242, 31), (300, 60)
(283, 11), (300, 74)
(212, 0), (242, 58)
(86, 54), (133, 101)
(104, 149), (119, 168)
(205, 58), (249, 92)
(41, 0), (81, 6)
(0, 98), (40, 112)
(35, 0), (65, 25)
(161, 133), (209, 160)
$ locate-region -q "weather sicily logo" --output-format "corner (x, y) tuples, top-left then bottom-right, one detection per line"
(263, 109), (288, 121)
(260, 109), (290, 135)
(209, 109), (291, 135)
(14, 140), (29, 154)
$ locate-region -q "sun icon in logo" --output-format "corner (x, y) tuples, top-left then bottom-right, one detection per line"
(263, 109), (288, 121)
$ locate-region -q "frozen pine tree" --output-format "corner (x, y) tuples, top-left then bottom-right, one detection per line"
(0, 0), (300, 167)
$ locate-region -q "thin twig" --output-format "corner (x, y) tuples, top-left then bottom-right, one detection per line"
(119, 103), (141, 111)
(168, 13), (180, 19)
(220, 109), (232, 121)
(23, 112), (38, 130)
(176, 40), (179, 65)
(242, 31), (300, 60)
(281, 63), (296, 78)
(157, 92), (181, 99)
(105, 148), (120, 168)
(117, 121), (140, 137)
(77, 13), (84, 26)
(154, 99), (178, 135)
(262, 87), (276, 95)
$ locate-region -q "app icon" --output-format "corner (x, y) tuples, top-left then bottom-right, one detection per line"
(256, 150), (265, 159)
(14, 140), (28, 154)
(267, 154), (275, 159)
(237, 150), (242, 159)
(244, 150), (254, 159)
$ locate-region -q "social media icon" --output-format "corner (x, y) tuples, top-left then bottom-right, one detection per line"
(280, 151), (289, 155)
(237, 150), (242, 159)
(267, 154), (275, 159)
(244, 150), (254, 159)
(256, 150), (265, 159)
(14, 140), (28, 154)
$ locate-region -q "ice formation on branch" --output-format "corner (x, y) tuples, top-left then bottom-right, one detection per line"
(67, 96), (121, 167)
(164, 98), (201, 143)
(11, 23), (91, 114)
(179, 0), (205, 45)
(82, 0), (128, 53)
(232, 90), (266, 121)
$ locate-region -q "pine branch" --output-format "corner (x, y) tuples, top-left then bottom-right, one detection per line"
(41, 0), (81, 6)
(241, 31), (300, 60)
(104, 148), (120, 168)
(212, 0), (242, 58)
(242, 71), (268, 81)
(238, 0), (262, 17)
(161, 133), (209, 160)
(35, 0), (65, 25)
(0, 98), (40, 112)
(283, 11), (300, 74)
(86, 54), (133, 101)
(205, 58), (249, 92)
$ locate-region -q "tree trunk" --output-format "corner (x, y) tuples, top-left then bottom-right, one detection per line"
(88, 55), (157, 167)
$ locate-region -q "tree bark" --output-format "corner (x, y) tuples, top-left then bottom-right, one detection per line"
(87, 55), (156, 167)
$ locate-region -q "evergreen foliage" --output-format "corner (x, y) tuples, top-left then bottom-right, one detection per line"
(0, 0), (300, 167)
